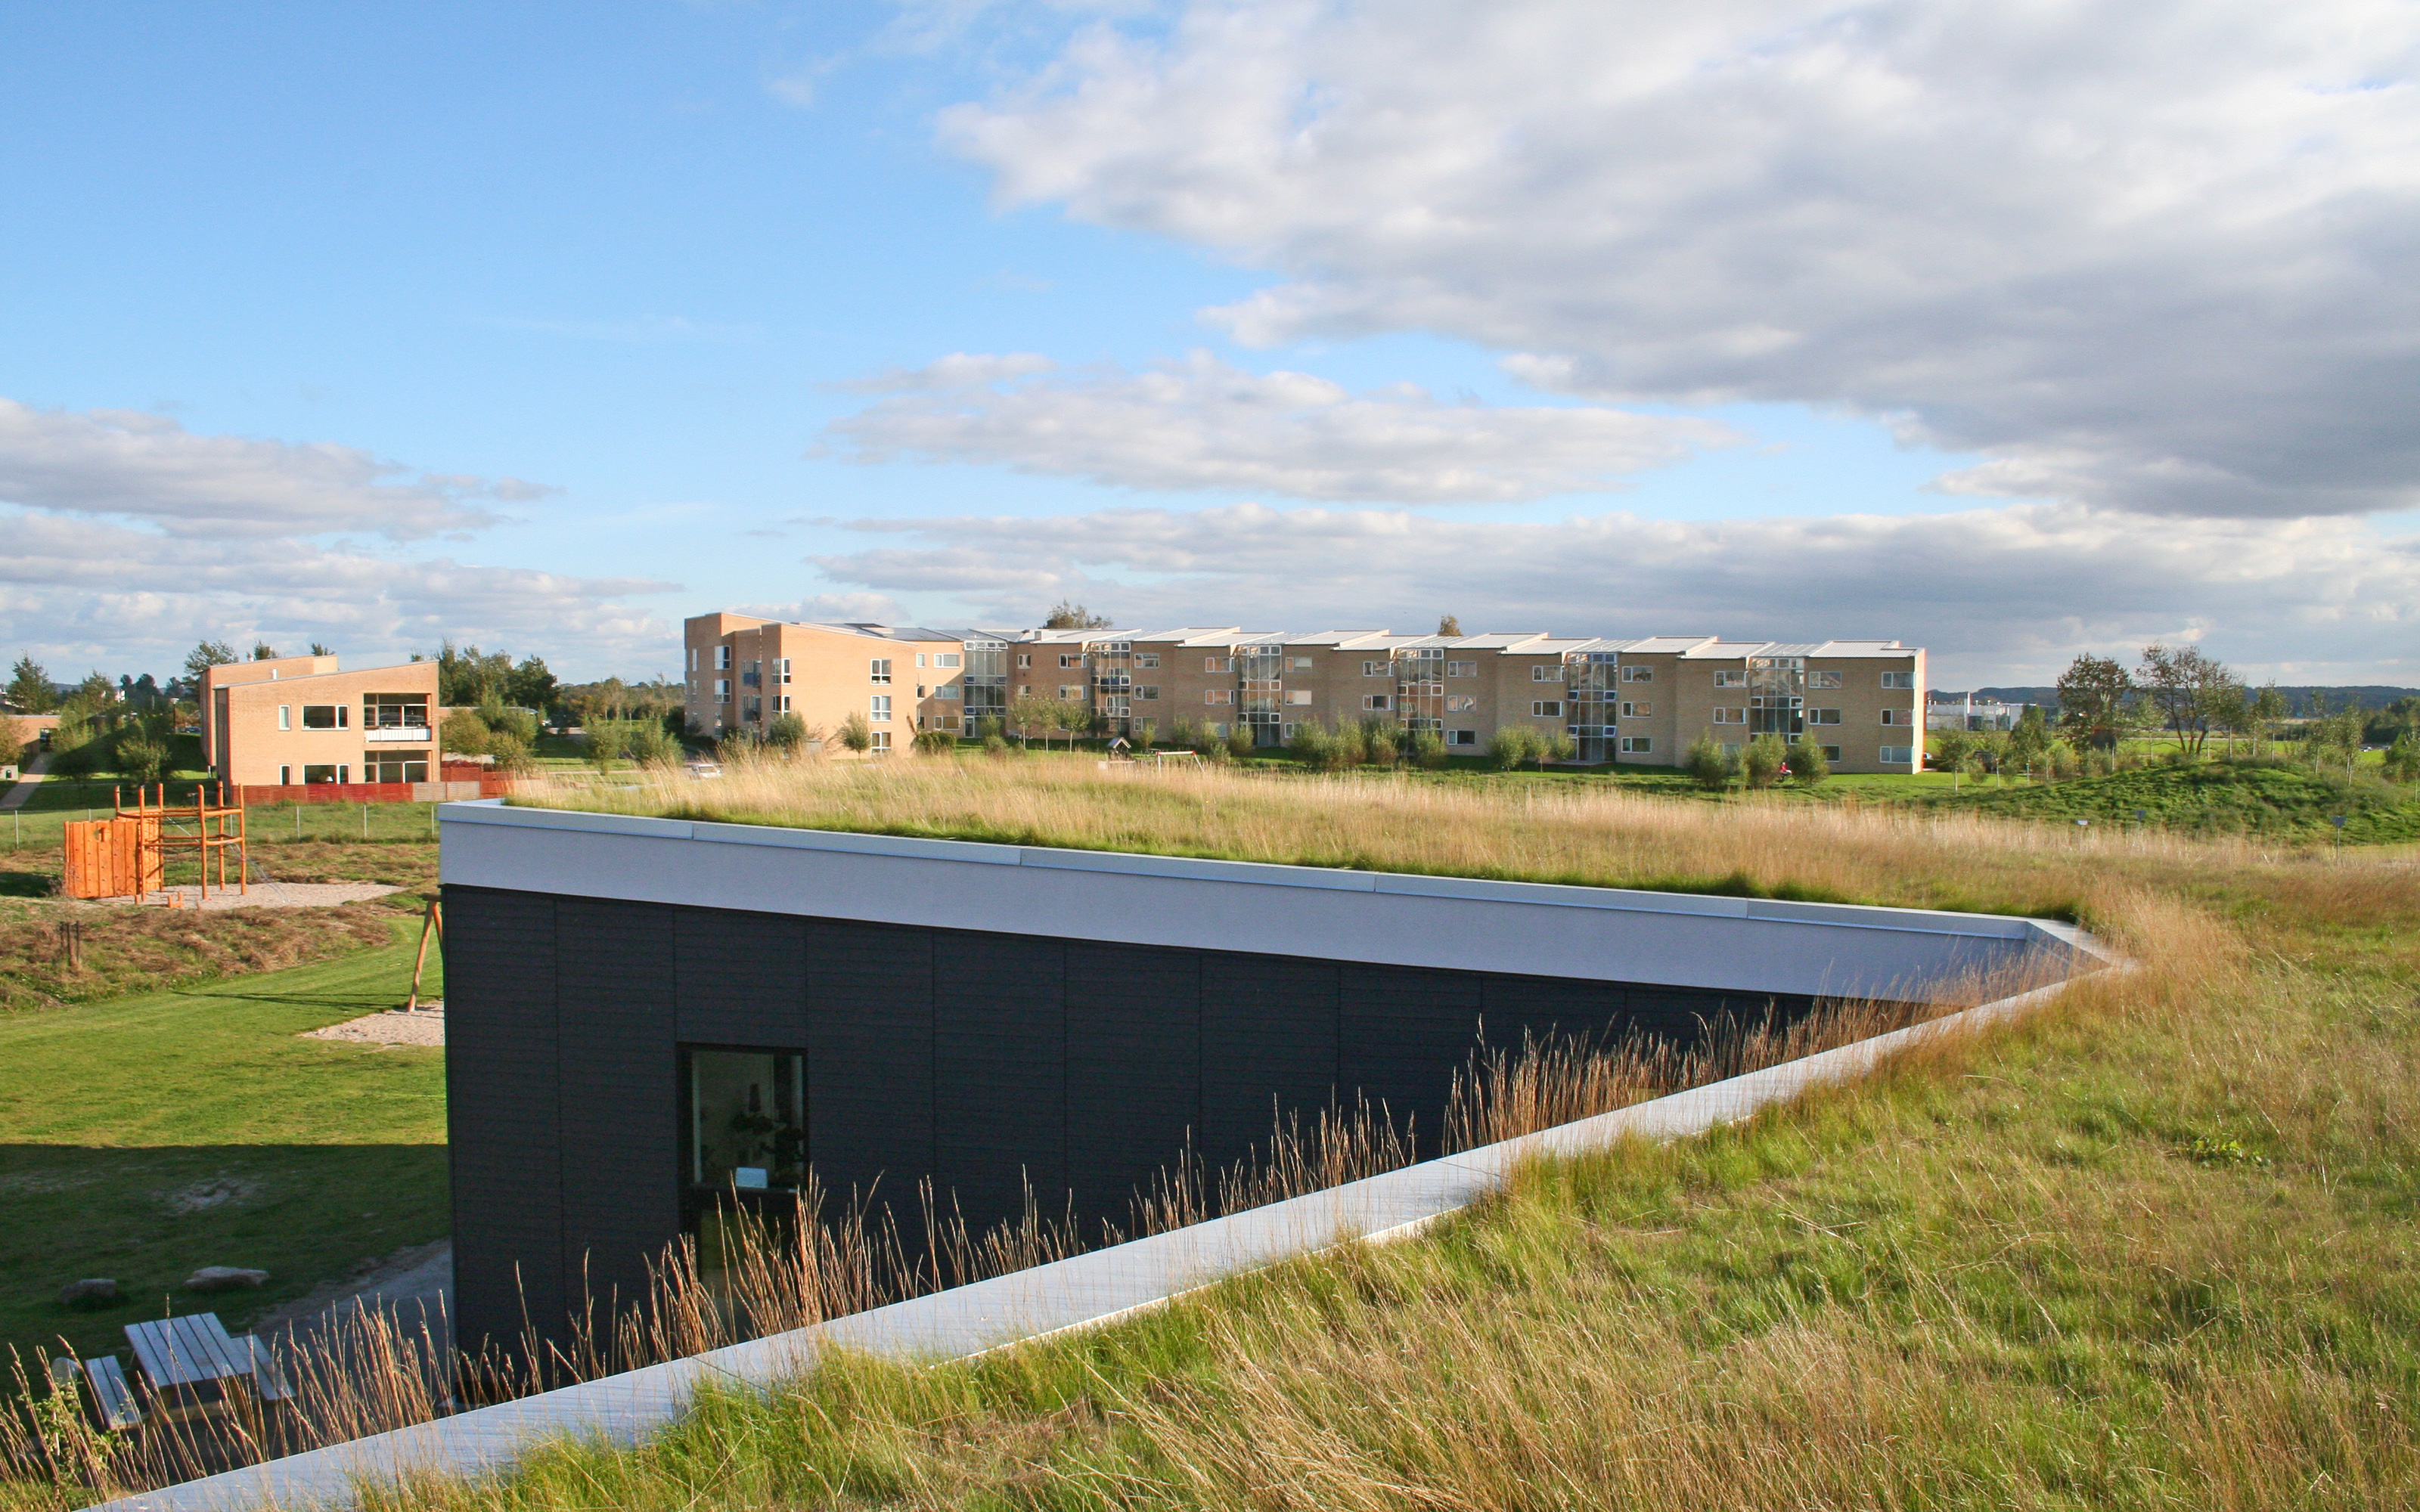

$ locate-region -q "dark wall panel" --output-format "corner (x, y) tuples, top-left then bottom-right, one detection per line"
(1065, 943), (1201, 1222)
(805, 920), (933, 1220)
(554, 900), (680, 1315)
(1339, 965), (1488, 1158)
(1477, 974), (1632, 1055)
(676, 906), (808, 1048)
(935, 934), (1064, 1236)
(443, 886), (563, 1356)
(1199, 954), (1339, 1171)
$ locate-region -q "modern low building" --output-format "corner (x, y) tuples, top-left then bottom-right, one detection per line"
(439, 800), (2090, 1359)
(1928, 694), (2033, 733)
(687, 614), (1926, 773)
(199, 654), (442, 789)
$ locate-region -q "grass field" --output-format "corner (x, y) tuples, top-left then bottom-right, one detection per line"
(0, 922), (447, 1368)
(404, 756), (2420, 1512)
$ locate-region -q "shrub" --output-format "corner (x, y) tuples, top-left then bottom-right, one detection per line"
(1539, 729), (1578, 767)
(1683, 734), (1733, 792)
(1170, 717), (1205, 751)
(1331, 721), (1367, 770)
(1742, 734), (1788, 789)
(1288, 723), (1333, 767)
(1410, 730), (1447, 769)
(479, 698), (539, 746)
(113, 734), (169, 785)
(585, 721), (629, 770)
(440, 709), (489, 758)
(1362, 719), (1399, 767)
(976, 716), (1006, 743)
(1786, 738), (1830, 787)
(836, 711), (872, 753)
(2384, 733), (2420, 785)
(911, 729), (957, 756)
(1128, 720), (1156, 749)
(0, 716), (22, 772)
(484, 733), (537, 776)
(982, 733), (1011, 758)
(1490, 725), (1540, 771)
(1225, 725), (1257, 760)
(623, 721), (681, 767)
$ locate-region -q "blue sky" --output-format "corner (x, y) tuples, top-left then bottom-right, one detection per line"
(3, 2), (2413, 688)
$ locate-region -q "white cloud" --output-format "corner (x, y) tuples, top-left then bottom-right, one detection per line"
(822, 350), (1739, 501)
(0, 512), (678, 680)
(0, 400), (534, 538)
(942, 0), (2420, 519)
(809, 500), (2420, 685)
(730, 591), (916, 626)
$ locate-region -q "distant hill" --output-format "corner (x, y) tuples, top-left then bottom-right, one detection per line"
(1938, 686), (2420, 717)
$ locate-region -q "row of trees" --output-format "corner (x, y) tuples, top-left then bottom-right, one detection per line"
(1683, 733), (1832, 792)
(2051, 644), (2418, 782)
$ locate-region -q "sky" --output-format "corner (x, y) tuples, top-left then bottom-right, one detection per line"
(2, 0), (2415, 690)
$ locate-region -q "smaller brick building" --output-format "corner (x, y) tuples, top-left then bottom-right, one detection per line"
(200, 654), (442, 790)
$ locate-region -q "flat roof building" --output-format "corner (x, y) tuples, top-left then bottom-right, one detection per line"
(684, 614), (1925, 773)
(199, 654), (442, 790)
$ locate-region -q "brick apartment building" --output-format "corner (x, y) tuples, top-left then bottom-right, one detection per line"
(687, 614), (1925, 773)
(200, 654), (442, 789)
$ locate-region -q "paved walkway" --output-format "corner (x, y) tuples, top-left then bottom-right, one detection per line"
(0, 751), (50, 811)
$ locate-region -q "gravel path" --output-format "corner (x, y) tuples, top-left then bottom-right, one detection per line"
(304, 1008), (444, 1046)
(130, 881), (402, 911)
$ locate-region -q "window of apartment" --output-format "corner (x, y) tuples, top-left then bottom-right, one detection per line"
(937, 652), (962, 668)
(1881, 671), (1915, 689)
(1205, 656), (1232, 673)
(775, 658), (792, 684)
(1620, 736), (1652, 755)
(1446, 696), (1476, 712)
(1806, 708), (1842, 726)
(362, 751), (430, 785)
(1054, 685), (1081, 702)
(1807, 670), (1842, 689)
(302, 764), (343, 785)
(1016, 653), (1032, 669)
(870, 658), (892, 683)
(1057, 653), (1080, 669)
(278, 705), (291, 730)
(1284, 689), (1313, 705)
(870, 695), (892, 721)
(915, 653), (926, 668)
(1713, 670), (1745, 688)
(1446, 661), (1476, 678)
(1532, 700), (1562, 717)
(1287, 655), (1314, 671)
(870, 731), (892, 754)
(1531, 665), (1562, 681)
(278, 765), (292, 785)
(1880, 708), (1910, 726)
(1205, 689), (1233, 705)
(1879, 744), (1913, 764)
(1134, 652), (1159, 669)
(364, 694), (429, 729)
(1821, 745), (1843, 763)
(742, 696), (762, 723)
(1131, 685), (1159, 701)
(1712, 707), (1745, 725)
(935, 685), (960, 700)
(1621, 665), (1653, 683)
(714, 679), (731, 704)
(302, 704), (349, 730)
(776, 695), (793, 712)
(715, 646), (732, 671)
(1447, 729), (1477, 746)
(1621, 700), (1652, 718)
(1362, 660), (1388, 677)
(687, 648), (698, 672)
(1362, 694), (1392, 711)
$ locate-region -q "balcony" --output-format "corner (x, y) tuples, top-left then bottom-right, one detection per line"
(365, 727), (433, 743)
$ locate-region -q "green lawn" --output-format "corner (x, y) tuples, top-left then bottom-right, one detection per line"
(0, 922), (447, 1366)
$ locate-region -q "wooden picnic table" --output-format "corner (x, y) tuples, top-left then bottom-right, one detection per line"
(126, 1313), (253, 1392)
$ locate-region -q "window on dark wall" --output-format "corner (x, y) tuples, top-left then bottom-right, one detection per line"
(684, 1048), (807, 1204)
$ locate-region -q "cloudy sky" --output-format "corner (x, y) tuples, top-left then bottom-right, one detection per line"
(3, 1), (2413, 688)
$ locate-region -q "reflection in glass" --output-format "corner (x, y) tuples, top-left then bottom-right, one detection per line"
(688, 1049), (805, 1192)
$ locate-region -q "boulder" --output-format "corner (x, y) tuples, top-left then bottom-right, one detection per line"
(183, 1266), (270, 1294)
(57, 1278), (119, 1309)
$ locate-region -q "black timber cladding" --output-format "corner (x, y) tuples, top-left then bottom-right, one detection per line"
(444, 883), (1831, 1356)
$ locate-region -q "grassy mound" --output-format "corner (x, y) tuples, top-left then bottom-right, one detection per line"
(1927, 760), (2420, 841)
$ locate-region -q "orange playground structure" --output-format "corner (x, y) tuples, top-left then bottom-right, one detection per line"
(60, 784), (250, 903)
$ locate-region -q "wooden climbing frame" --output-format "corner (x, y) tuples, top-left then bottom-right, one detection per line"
(59, 783), (249, 902)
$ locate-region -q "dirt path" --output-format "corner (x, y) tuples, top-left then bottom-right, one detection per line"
(0, 751), (50, 811)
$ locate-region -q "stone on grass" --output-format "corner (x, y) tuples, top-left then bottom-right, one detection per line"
(183, 1266), (270, 1293)
(57, 1278), (119, 1309)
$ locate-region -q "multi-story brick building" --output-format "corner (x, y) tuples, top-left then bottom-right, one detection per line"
(199, 654), (442, 789)
(683, 613), (1925, 773)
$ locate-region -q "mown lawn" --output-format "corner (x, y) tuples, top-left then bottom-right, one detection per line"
(0, 924), (447, 1368)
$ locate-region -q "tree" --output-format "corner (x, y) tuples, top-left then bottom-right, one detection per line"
(2251, 683), (2289, 757)
(5, 656), (56, 714)
(2137, 643), (2235, 758)
(765, 712), (811, 751)
(0, 717), (24, 772)
(1683, 734), (1733, 792)
(251, 641), (279, 661)
(2006, 705), (2052, 779)
(1436, 615), (1463, 637)
(182, 641), (236, 683)
(2055, 654), (2135, 750)
(308, 641), (334, 657)
(2382, 732), (2420, 785)
(1041, 600), (1112, 630)
(1489, 725), (1540, 771)
(1786, 736), (1829, 786)
(1741, 733), (1788, 789)
(836, 711), (873, 753)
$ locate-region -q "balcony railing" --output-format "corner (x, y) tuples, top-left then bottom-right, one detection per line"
(364, 727), (433, 742)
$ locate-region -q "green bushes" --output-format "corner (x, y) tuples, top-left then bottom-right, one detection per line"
(1683, 734), (1735, 792)
(1741, 734), (1789, 789)
(443, 703), (538, 774)
(911, 729), (957, 756)
(1784, 737), (1829, 787)
(836, 712), (872, 753)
